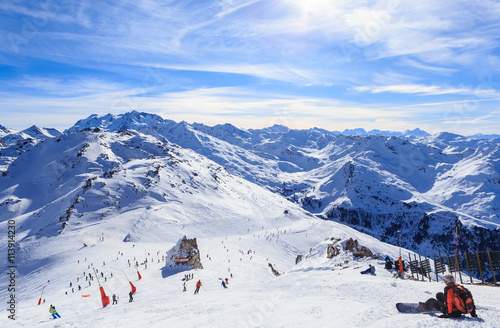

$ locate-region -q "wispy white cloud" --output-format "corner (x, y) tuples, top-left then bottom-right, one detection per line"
(396, 58), (458, 76)
(2, 77), (126, 96)
(353, 84), (499, 97)
(3, 83), (498, 135)
(442, 112), (500, 125)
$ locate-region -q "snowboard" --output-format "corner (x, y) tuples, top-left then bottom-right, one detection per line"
(396, 303), (439, 314)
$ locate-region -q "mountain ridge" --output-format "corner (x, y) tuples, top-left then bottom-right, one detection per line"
(1, 111), (498, 260)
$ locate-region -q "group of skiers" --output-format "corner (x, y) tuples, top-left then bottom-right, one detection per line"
(184, 276), (230, 294)
(47, 235), (482, 322)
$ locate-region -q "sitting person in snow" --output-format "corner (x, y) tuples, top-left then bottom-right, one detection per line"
(419, 273), (477, 318)
(384, 256), (393, 269)
(393, 259), (408, 273)
(360, 264), (375, 275)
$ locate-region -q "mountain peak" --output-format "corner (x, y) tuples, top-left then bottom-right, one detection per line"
(22, 125), (60, 138)
(66, 111), (172, 133)
(0, 124), (17, 136)
(342, 128), (367, 135)
(264, 124), (289, 133)
(401, 128), (430, 137)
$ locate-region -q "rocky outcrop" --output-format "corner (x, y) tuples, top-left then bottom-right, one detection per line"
(164, 235), (203, 270)
(327, 244), (341, 259)
(327, 237), (376, 259)
(268, 263), (281, 277)
(295, 254), (303, 264)
(344, 238), (359, 252)
(353, 246), (374, 258)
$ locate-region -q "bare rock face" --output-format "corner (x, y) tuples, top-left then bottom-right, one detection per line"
(344, 238), (359, 252)
(327, 237), (375, 259)
(327, 244), (341, 259)
(295, 254), (303, 264)
(268, 263), (281, 277)
(165, 235), (203, 270)
(353, 246), (374, 258)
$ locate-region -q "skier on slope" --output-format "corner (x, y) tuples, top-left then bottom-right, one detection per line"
(49, 305), (61, 319)
(129, 291), (134, 302)
(221, 280), (228, 289)
(419, 273), (477, 318)
(194, 280), (202, 294)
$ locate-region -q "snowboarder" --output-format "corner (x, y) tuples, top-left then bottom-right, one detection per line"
(129, 291), (133, 302)
(194, 280), (202, 294)
(221, 280), (228, 289)
(419, 273), (477, 318)
(112, 294), (118, 305)
(49, 305), (61, 319)
(360, 264), (375, 275)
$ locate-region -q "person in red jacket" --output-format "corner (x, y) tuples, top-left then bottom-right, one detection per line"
(194, 280), (202, 294)
(420, 273), (477, 318)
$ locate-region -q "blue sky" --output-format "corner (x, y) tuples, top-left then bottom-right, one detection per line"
(1, 0), (500, 134)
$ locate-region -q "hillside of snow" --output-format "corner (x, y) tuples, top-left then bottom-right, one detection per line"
(1, 120), (499, 327)
(1, 112), (499, 258)
(52, 112), (500, 256)
(1, 184), (499, 327)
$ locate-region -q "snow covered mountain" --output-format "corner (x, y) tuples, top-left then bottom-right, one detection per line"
(56, 111), (500, 257)
(21, 125), (61, 139)
(1, 114), (499, 327)
(2, 111), (498, 257)
(0, 125), (60, 148)
(0, 124), (17, 137)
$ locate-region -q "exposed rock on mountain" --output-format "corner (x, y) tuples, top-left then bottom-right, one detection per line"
(164, 236), (203, 271)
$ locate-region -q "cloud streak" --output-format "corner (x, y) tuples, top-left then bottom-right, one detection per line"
(353, 84), (499, 97)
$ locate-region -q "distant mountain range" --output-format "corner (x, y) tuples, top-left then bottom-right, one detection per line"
(1, 111), (499, 258)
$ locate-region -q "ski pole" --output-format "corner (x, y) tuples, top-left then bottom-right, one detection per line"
(122, 270), (130, 282)
(93, 267), (101, 287)
(454, 226), (458, 282)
